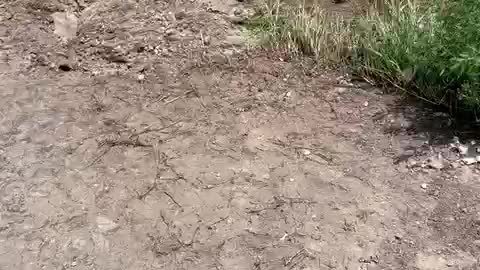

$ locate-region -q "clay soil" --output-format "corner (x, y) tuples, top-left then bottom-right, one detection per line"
(0, 0), (479, 269)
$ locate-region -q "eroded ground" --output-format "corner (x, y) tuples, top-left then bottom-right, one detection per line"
(0, 0), (479, 269)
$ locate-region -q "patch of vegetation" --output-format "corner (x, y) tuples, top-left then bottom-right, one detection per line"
(245, 0), (351, 63)
(354, 0), (480, 115)
(247, 0), (480, 117)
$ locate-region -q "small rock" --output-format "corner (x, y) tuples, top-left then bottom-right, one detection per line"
(302, 149), (311, 155)
(226, 15), (244, 24)
(279, 232), (288, 241)
(337, 77), (354, 86)
(407, 158), (417, 168)
(165, 29), (181, 41)
(454, 143), (469, 155)
(137, 74), (145, 81)
(203, 35), (211, 45)
(363, 101), (369, 107)
(96, 216), (119, 233)
(233, 8), (243, 16)
(210, 52), (227, 64)
(223, 49), (234, 56)
(450, 161), (460, 169)
(107, 53), (129, 63)
(426, 154), (444, 170)
(36, 54), (49, 66)
(174, 11), (187, 20)
(421, 183), (428, 189)
(334, 87), (347, 94)
(51, 12), (78, 40)
(0, 11), (13, 21)
(461, 156), (479, 165)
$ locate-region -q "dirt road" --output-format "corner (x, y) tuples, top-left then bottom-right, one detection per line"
(0, 0), (479, 269)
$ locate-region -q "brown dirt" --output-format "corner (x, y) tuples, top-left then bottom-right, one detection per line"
(1, 0), (479, 269)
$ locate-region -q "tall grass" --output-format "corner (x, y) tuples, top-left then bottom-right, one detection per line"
(248, 0), (480, 117)
(246, 0), (351, 63)
(354, 0), (480, 114)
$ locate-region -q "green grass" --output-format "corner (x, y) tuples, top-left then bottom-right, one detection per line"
(353, 0), (480, 115)
(245, 0), (351, 63)
(247, 0), (480, 117)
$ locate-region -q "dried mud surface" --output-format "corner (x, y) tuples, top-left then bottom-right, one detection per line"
(0, 0), (479, 269)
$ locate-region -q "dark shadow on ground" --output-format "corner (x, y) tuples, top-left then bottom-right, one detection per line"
(383, 95), (480, 146)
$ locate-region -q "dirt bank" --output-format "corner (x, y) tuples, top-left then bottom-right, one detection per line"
(0, 0), (479, 269)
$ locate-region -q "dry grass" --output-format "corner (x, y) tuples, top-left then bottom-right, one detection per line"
(247, 0), (352, 63)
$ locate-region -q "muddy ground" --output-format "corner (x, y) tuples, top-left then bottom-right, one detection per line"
(0, 0), (479, 269)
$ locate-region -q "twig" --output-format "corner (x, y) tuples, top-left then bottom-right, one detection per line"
(189, 82), (206, 108)
(163, 191), (182, 208)
(83, 136), (152, 170)
(160, 211), (170, 228)
(173, 226), (200, 247)
(284, 248), (306, 267)
(164, 90), (194, 105)
(245, 228), (270, 236)
(274, 196), (317, 205)
(82, 146), (112, 169)
(208, 216), (229, 228)
(330, 83), (358, 88)
(133, 120), (182, 137)
(104, 138), (152, 148)
(137, 182), (157, 200)
(325, 99), (339, 119)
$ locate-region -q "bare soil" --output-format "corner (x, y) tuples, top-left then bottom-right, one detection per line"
(0, 0), (479, 269)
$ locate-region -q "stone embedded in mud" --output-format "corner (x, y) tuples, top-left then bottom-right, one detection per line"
(165, 29), (181, 41)
(223, 35), (244, 46)
(233, 8), (243, 16)
(210, 52), (228, 64)
(203, 35), (211, 45)
(226, 15), (244, 24)
(427, 155), (444, 170)
(335, 87), (348, 94)
(51, 12), (78, 40)
(175, 11), (187, 20)
(96, 216), (119, 233)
